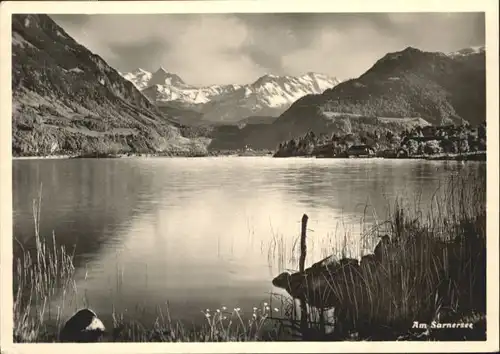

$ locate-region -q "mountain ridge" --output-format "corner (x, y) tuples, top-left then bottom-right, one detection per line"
(122, 68), (341, 123)
(278, 45), (485, 126)
(208, 45), (485, 151)
(12, 16), (485, 157)
(12, 14), (209, 157)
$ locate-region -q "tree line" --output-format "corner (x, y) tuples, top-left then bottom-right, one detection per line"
(274, 122), (486, 158)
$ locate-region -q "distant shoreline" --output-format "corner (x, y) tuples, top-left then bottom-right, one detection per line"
(276, 151), (486, 162)
(12, 152), (486, 161)
(11, 150), (274, 160)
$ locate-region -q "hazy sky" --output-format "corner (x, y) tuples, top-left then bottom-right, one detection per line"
(51, 13), (485, 86)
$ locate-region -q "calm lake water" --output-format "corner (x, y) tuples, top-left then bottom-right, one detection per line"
(12, 157), (485, 327)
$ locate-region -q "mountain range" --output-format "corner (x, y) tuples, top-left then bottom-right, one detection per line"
(11, 14), (485, 156)
(12, 14), (209, 157)
(273, 45), (485, 131)
(121, 68), (341, 124)
(208, 45), (486, 150)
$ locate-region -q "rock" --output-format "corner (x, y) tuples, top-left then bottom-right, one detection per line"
(374, 234), (391, 261)
(310, 254), (338, 269)
(59, 308), (106, 342)
(360, 254), (378, 273)
(339, 257), (359, 267)
(272, 257), (362, 309)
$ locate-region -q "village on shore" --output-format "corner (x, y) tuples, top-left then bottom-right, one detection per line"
(274, 122), (487, 160)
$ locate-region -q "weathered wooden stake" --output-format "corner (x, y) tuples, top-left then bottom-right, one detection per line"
(299, 214), (308, 273)
(299, 214), (309, 339)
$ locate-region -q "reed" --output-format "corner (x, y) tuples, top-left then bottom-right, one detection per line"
(13, 168), (486, 342)
(12, 189), (280, 342)
(109, 302), (281, 342)
(269, 168), (486, 340)
(13, 185), (77, 342)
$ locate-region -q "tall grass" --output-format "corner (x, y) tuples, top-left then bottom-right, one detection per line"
(110, 303), (279, 342)
(12, 188), (280, 342)
(13, 185), (76, 342)
(13, 168), (487, 342)
(270, 168), (487, 340)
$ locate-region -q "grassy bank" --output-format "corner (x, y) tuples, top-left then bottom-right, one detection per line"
(271, 168), (486, 341)
(13, 169), (486, 342)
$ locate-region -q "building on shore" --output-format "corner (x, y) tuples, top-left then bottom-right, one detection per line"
(346, 144), (376, 157)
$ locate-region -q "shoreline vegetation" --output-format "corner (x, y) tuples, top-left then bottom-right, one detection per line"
(12, 151), (486, 161)
(11, 148), (275, 159)
(13, 168), (487, 342)
(12, 122), (486, 162)
(273, 122), (486, 161)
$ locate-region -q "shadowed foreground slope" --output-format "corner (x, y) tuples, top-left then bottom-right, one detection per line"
(12, 14), (209, 157)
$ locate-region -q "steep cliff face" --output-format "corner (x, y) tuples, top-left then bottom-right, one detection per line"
(12, 14), (208, 157)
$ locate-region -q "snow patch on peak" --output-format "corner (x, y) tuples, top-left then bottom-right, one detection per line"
(155, 67), (169, 74)
(448, 46), (485, 58)
(149, 68), (186, 87)
(301, 72), (324, 78)
(123, 69), (153, 90)
(133, 68), (150, 74)
(121, 68), (341, 120)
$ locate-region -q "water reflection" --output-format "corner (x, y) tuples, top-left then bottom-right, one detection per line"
(12, 157), (485, 325)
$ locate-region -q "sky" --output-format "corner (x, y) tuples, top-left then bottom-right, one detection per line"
(51, 13), (485, 87)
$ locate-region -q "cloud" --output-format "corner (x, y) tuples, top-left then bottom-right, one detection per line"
(165, 15), (262, 85)
(281, 25), (399, 80)
(50, 12), (485, 86)
(108, 38), (169, 72)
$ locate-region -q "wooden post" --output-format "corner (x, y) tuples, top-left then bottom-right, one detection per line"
(299, 214), (308, 273)
(299, 214), (309, 339)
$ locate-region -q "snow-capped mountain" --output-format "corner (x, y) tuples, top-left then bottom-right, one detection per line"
(123, 67), (242, 105)
(200, 72), (341, 122)
(141, 82), (243, 106)
(242, 72), (338, 108)
(448, 45), (485, 58)
(121, 68), (340, 123)
(122, 68), (153, 90)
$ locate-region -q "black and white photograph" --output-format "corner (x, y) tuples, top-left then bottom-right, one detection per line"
(0, 0), (499, 351)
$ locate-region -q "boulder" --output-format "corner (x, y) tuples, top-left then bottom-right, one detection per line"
(272, 257), (362, 309)
(59, 308), (106, 342)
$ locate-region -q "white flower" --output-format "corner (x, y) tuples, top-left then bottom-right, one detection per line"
(265, 306), (270, 311)
(205, 313), (211, 318)
(223, 316), (227, 320)
(274, 308), (279, 312)
(252, 313), (257, 318)
(206, 309), (210, 312)
(263, 302), (268, 306)
(222, 306), (227, 310)
(216, 309), (221, 313)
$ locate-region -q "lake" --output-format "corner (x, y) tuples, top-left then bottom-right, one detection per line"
(12, 157), (485, 328)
